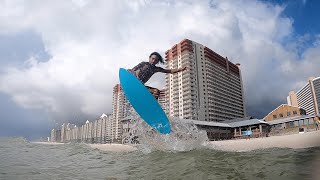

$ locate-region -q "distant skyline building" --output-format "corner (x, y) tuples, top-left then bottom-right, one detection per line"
(287, 91), (299, 107)
(82, 120), (91, 143)
(65, 123), (76, 142)
(288, 76), (320, 115)
(165, 39), (246, 122)
(50, 113), (113, 144)
(112, 84), (126, 142)
(50, 129), (61, 142)
(101, 113), (113, 143)
(60, 123), (67, 143)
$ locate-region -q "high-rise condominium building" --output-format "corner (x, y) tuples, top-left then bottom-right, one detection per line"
(60, 123), (67, 143)
(100, 113), (113, 142)
(165, 39), (246, 122)
(50, 129), (61, 142)
(287, 91), (298, 107)
(158, 89), (167, 112)
(112, 84), (127, 141)
(288, 77), (320, 115)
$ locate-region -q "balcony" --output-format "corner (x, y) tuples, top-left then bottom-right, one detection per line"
(182, 60), (191, 65)
(172, 96), (179, 100)
(183, 99), (196, 104)
(183, 94), (193, 100)
(183, 86), (192, 91)
(183, 104), (197, 110)
(173, 91), (179, 96)
(182, 78), (196, 85)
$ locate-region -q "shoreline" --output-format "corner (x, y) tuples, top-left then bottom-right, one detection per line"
(32, 131), (320, 152)
(31, 141), (64, 145)
(209, 130), (320, 152)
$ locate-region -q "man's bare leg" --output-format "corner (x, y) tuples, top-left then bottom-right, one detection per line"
(145, 86), (160, 100)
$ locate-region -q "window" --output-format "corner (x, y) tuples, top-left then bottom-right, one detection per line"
(293, 111), (297, 115)
(299, 120), (303, 126)
(273, 114), (277, 119)
(287, 112), (291, 117)
(289, 121), (294, 127)
(279, 113), (283, 118)
(309, 118), (314, 124)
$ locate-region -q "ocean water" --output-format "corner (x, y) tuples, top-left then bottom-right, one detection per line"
(0, 137), (319, 180)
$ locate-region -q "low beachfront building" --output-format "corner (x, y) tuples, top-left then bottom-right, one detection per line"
(183, 119), (233, 140)
(264, 104), (306, 122)
(176, 115), (319, 141)
(226, 118), (270, 139)
(267, 114), (319, 135)
(120, 116), (271, 141)
(185, 117), (270, 140)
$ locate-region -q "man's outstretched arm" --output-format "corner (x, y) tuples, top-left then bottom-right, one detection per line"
(163, 67), (187, 74)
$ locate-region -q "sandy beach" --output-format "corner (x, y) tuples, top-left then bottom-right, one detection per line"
(210, 130), (320, 152)
(87, 131), (320, 152)
(32, 141), (64, 145)
(32, 131), (320, 152)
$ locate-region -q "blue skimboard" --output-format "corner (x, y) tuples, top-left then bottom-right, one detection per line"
(119, 68), (171, 134)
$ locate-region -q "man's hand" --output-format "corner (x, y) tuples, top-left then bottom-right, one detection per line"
(135, 69), (141, 77)
(167, 66), (188, 74)
(180, 66), (187, 72)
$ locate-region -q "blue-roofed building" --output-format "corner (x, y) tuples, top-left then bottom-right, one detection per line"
(184, 117), (270, 140)
(183, 114), (320, 141)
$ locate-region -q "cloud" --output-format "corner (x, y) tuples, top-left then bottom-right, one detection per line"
(0, 0), (319, 124)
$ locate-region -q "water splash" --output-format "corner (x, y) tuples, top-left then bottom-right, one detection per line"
(124, 113), (209, 153)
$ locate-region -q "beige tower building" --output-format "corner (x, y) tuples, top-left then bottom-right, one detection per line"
(287, 91), (298, 107)
(82, 120), (90, 142)
(165, 39), (246, 122)
(158, 89), (167, 113)
(50, 129), (61, 142)
(100, 113), (113, 143)
(60, 123), (67, 143)
(288, 77), (320, 115)
(112, 84), (127, 142)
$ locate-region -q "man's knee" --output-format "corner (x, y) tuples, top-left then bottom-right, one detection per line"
(148, 88), (160, 100)
(154, 89), (160, 95)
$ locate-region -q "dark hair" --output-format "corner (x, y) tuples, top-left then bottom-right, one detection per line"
(149, 52), (164, 64)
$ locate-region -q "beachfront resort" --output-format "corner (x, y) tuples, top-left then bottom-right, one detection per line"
(49, 39), (320, 145)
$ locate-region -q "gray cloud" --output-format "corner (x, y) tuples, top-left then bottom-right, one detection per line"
(0, 30), (50, 69)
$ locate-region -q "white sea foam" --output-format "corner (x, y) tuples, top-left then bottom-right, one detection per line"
(124, 113), (209, 153)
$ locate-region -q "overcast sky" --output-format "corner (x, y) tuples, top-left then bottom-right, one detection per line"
(0, 0), (319, 139)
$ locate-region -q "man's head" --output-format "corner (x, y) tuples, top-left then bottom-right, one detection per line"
(149, 52), (164, 65)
